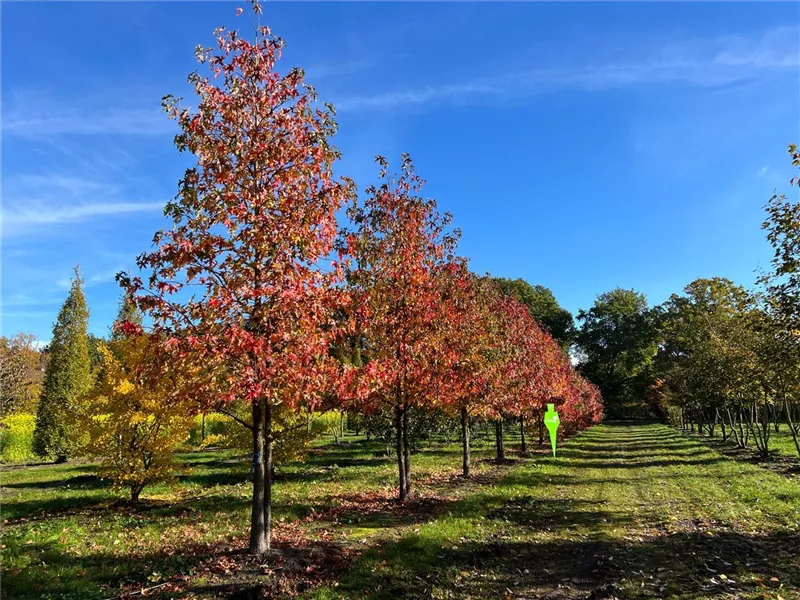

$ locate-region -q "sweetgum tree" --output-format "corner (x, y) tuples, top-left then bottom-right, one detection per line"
(120, 2), (353, 554)
(439, 271), (497, 477)
(338, 154), (461, 501)
(481, 289), (585, 460)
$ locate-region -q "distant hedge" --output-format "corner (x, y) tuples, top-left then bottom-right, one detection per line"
(1, 413), (36, 463)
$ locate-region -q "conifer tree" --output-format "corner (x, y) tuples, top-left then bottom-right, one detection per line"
(110, 294), (142, 341)
(32, 267), (92, 462)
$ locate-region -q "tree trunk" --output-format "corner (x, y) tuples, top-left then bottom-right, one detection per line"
(726, 408), (739, 447)
(495, 418), (505, 461)
(460, 406), (470, 478)
(720, 409), (727, 442)
(130, 484), (143, 502)
(402, 405), (411, 498)
(201, 412), (206, 444)
(773, 403), (781, 433)
(395, 405), (407, 501)
(263, 402), (273, 551)
(249, 398), (268, 555)
(519, 415), (527, 455)
(784, 399), (800, 457)
(538, 412), (544, 446)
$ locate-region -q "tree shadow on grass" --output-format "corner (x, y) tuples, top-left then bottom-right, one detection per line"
(306, 491), (457, 529)
(330, 528), (800, 599)
(179, 469), (250, 487)
(563, 457), (728, 470)
(180, 457), (246, 469)
(679, 430), (800, 478)
(2, 529), (361, 600)
(1, 474), (105, 491)
(303, 455), (390, 469)
(563, 448), (712, 461)
(1, 493), (114, 522)
(487, 496), (634, 530)
(5, 491), (246, 526)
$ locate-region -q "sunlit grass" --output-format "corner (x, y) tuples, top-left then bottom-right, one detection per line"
(2, 424), (798, 599)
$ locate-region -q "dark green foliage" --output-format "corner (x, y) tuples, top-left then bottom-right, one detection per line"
(575, 288), (658, 418)
(86, 334), (104, 372)
(654, 278), (755, 424)
(359, 408), (462, 454)
(491, 278), (575, 349)
(32, 268), (92, 461)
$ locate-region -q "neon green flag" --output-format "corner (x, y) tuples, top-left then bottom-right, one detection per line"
(544, 403), (560, 457)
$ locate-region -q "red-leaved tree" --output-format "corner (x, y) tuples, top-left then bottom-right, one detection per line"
(338, 154), (461, 501)
(439, 271), (507, 476)
(119, 3), (354, 554)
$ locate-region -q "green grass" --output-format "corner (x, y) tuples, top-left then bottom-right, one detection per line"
(683, 425), (800, 461)
(2, 424), (799, 600)
(768, 429), (800, 459)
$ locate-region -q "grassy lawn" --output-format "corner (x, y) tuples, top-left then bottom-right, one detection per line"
(767, 429), (799, 459)
(2, 423), (799, 599)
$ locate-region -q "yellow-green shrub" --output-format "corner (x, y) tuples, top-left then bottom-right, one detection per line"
(0, 413), (36, 463)
(77, 337), (195, 501)
(188, 413), (237, 447)
(666, 406), (683, 428)
(186, 406), (343, 465)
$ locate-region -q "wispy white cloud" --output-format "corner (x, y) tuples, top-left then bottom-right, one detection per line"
(55, 266), (127, 290)
(2, 173), (165, 237)
(1, 293), (63, 308)
(3, 106), (172, 138)
(0, 89), (175, 138)
(335, 26), (799, 111)
(1, 310), (57, 320)
(337, 83), (497, 111)
(4, 200), (164, 233)
(305, 59), (378, 81)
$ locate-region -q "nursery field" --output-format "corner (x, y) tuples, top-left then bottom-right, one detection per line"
(2, 422), (799, 600)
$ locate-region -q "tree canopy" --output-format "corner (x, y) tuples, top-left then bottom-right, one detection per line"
(32, 267), (92, 461)
(575, 288), (657, 418)
(491, 278), (575, 350)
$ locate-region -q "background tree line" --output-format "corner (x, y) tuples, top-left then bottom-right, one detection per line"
(568, 146), (800, 459)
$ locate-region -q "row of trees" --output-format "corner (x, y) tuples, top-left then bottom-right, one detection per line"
(654, 147), (800, 456)
(571, 147), (800, 459)
(12, 2), (602, 558)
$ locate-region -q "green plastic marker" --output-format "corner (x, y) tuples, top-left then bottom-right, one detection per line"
(543, 403), (560, 457)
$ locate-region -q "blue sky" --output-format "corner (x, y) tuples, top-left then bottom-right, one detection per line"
(2, 1), (799, 342)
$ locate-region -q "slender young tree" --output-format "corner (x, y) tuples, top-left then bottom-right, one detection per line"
(78, 326), (194, 501)
(338, 154), (461, 501)
(438, 270), (499, 477)
(33, 267), (92, 462)
(120, 2), (353, 555)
